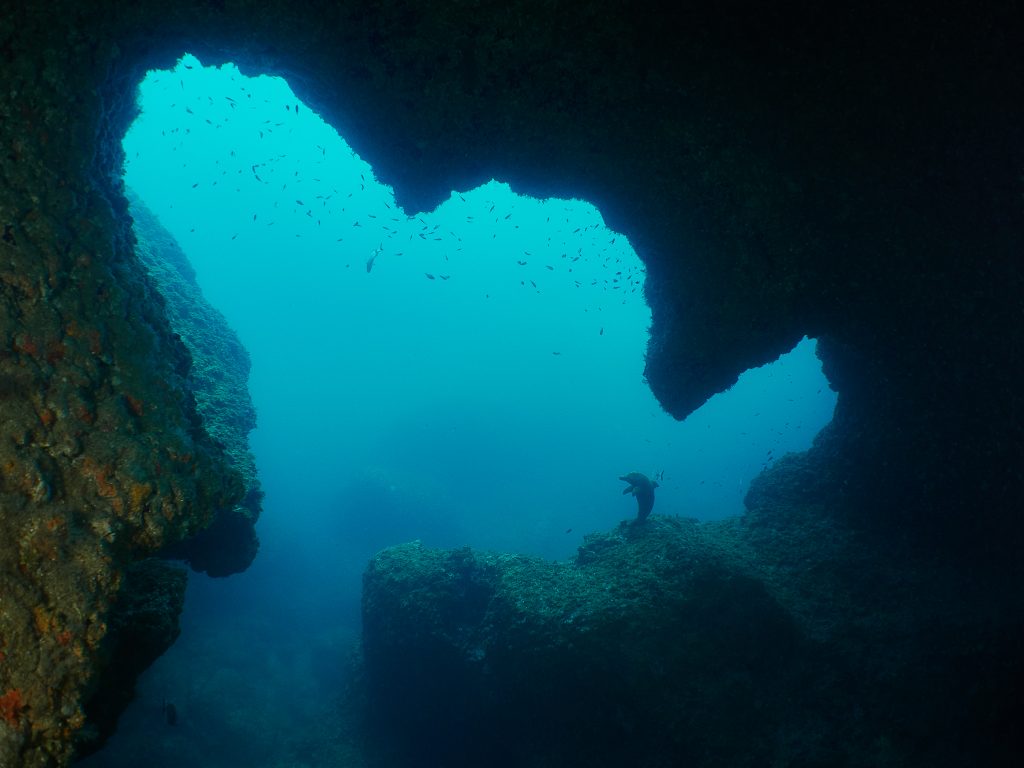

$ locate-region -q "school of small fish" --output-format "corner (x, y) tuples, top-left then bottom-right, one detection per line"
(132, 58), (648, 358)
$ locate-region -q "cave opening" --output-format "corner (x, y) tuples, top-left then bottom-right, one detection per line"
(82, 53), (837, 764)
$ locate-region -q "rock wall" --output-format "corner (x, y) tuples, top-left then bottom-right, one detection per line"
(1, 6), (245, 761)
(74, 559), (188, 758)
(0, 0), (1021, 764)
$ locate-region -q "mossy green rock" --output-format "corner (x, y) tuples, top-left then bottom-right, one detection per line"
(362, 518), (803, 767)
(362, 451), (1024, 767)
(128, 190), (262, 576)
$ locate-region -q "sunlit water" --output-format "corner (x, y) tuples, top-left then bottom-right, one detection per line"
(78, 53), (837, 766)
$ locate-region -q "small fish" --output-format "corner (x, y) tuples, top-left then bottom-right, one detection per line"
(163, 700), (178, 726)
(425, 273), (435, 280)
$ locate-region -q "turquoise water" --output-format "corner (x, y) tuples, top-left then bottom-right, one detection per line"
(81, 53), (836, 766)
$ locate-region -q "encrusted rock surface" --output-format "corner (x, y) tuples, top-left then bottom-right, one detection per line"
(127, 190), (262, 576)
(362, 452), (1023, 767)
(0, 1), (1021, 764)
(363, 524), (800, 767)
(74, 559), (187, 758)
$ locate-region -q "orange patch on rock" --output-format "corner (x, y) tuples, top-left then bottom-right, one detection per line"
(0, 689), (24, 726)
(124, 394), (144, 416)
(80, 458), (116, 498)
(129, 482), (153, 511)
(75, 404), (95, 425)
(32, 606), (52, 636)
(13, 334), (38, 357)
(39, 408), (56, 428)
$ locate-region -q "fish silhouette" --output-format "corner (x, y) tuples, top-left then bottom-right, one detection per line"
(162, 699), (178, 726)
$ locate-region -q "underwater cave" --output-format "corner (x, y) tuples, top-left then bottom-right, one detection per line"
(1, 3), (1021, 767)
(71, 54), (838, 763)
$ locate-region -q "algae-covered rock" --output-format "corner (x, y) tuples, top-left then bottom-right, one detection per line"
(361, 520), (805, 767)
(0, 39), (245, 759)
(362, 475), (1024, 768)
(127, 190), (262, 576)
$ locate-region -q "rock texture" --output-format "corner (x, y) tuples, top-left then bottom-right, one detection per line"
(0, 16), (245, 762)
(127, 190), (262, 576)
(0, 1), (1021, 765)
(74, 559), (187, 758)
(362, 452), (1023, 767)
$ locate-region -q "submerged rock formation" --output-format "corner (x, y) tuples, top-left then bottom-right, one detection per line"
(127, 190), (262, 576)
(0, 97), (244, 768)
(363, 526), (797, 767)
(0, 1), (1020, 764)
(363, 453), (1023, 767)
(74, 559), (187, 758)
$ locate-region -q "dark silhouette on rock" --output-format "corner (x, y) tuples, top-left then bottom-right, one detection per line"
(619, 471), (659, 520)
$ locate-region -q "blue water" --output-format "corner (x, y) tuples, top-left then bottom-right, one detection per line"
(80, 53), (836, 765)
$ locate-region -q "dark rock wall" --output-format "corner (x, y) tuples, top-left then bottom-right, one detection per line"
(0, 0), (1021, 764)
(127, 190), (262, 576)
(74, 559), (187, 758)
(1, 5), (245, 763)
(362, 532), (806, 767)
(362, 479), (1024, 767)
